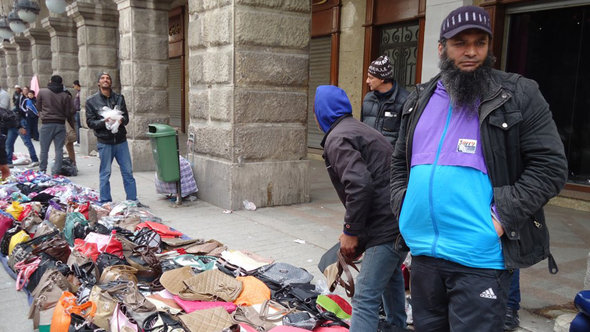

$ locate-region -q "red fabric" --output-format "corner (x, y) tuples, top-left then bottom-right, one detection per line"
(0, 212), (13, 239)
(402, 263), (410, 290)
(136, 221), (183, 238)
(173, 296), (237, 314)
(77, 202), (90, 220)
(73, 237), (123, 261)
(325, 294), (352, 316)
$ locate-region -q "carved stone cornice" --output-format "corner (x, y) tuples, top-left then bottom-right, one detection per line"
(67, 1), (119, 28)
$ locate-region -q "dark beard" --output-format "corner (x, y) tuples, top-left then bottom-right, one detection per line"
(439, 51), (495, 111)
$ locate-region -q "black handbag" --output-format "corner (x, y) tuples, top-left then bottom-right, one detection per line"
(96, 252), (129, 275)
(26, 253), (71, 293)
(68, 313), (107, 331)
(143, 311), (187, 332)
(0, 224), (22, 256)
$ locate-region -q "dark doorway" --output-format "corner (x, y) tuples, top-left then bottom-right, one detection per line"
(506, 5), (590, 185)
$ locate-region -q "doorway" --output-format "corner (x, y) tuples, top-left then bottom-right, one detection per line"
(505, 5), (590, 185)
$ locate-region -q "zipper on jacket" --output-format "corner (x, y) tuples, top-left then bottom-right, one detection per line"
(429, 104), (453, 256)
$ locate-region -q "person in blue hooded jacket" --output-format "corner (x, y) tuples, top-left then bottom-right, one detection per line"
(315, 85), (407, 332)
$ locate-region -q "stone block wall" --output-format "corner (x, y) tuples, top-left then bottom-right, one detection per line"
(188, 0), (311, 209)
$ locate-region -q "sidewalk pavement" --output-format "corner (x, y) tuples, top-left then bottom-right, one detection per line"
(0, 137), (587, 332)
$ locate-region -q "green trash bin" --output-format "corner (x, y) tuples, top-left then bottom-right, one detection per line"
(147, 124), (180, 182)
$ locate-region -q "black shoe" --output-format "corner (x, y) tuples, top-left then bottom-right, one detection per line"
(504, 307), (519, 331)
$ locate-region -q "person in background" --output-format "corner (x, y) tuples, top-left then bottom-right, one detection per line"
(73, 80), (81, 145)
(362, 55), (409, 147)
(5, 86), (39, 168)
(36, 75), (75, 175)
(390, 5), (567, 331)
(25, 89), (39, 141)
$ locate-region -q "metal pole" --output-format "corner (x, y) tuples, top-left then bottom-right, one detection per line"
(175, 130), (182, 205)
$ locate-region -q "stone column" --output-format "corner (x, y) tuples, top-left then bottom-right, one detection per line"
(114, 0), (170, 171)
(67, 0), (119, 155)
(1, 42), (19, 98)
(42, 17), (79, 85)
(187, 0), (310, 210)
(0, 55), (6, 90)
(24, 26), (53, 88)
(9, 36), (33, 88)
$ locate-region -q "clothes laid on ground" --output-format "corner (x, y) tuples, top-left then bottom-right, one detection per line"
(0, 169), (350, 331)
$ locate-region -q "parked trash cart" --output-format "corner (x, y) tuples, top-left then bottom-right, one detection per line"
(147, 124), (182, 204)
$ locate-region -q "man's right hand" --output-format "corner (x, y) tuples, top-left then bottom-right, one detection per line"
(339, 233), (359, 258)
(0, 165), (10, 180)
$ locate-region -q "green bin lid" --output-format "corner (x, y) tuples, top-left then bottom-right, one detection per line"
(147, 123), (177, 137)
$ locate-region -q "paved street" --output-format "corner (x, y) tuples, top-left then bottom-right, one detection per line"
(0, 138), (587, 331)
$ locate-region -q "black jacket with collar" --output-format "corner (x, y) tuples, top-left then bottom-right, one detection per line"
(361, 82), (410, 146)
(390, 69), (567, 271)
(85, 90), (129, 145)
(322, 114), (399, 253)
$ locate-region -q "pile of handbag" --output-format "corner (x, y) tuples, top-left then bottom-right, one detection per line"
(0, 169), (352, 332)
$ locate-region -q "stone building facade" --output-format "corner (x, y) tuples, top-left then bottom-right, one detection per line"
(0, 0), (311, 210)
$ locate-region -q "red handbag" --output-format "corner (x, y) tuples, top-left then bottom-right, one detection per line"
(74, 236), (123, 262)
(137, 221), (183, 238)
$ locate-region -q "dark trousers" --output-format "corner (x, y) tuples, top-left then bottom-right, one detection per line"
(27, 116), (39, 141)
(507, 269), (521, 310)
(410, 255), (512, 332)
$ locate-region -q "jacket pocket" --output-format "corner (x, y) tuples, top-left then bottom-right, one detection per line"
(382, 111), (401, 133)
(503, 211), (550, 269)
(488, 110), (523, 130)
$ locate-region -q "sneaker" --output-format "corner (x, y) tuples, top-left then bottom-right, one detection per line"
(29, 161), (39, 167)
(504, 307), (519, 331)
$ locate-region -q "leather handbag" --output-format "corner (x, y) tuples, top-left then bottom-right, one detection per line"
(88, 283), (121, 330)
(0, 224), (22, 255)
(32, 236), (71, 263)
(47, 207), (67, 231)
(26, 254), (71, 293)
(182, 269), (243, 302)
(282, 311), (318, 331)
(110, 303), (139, 332)
(142, 311), (187, 332)
(255, 262), (314, 291)
(50, 291), (96, 332)
(232, 305), (277, 331)
(127, 245), (162, 282)
(96, 252), (130, 275)
(68, 312), (107, 331)
(28, 268), (72, 329)
(0, 210), (14, 239)
(99, 264), (138, 285)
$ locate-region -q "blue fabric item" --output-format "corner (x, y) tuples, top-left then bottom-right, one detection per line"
(570, 312), (590, 332)
(314, 85), (352, 133)
(350, 241), (407, 331)
(574, 290), (590, 317)
(97, 141), (137, 202)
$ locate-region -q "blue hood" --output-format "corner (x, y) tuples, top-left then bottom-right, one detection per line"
(314, 85), (352, 133)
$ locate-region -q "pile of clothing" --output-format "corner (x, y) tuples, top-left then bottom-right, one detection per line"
(0, 169), (351, 332)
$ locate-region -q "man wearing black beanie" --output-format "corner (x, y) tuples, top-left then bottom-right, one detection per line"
(361, 55), (409, 146)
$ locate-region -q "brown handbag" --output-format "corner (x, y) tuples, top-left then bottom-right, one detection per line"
(27, 268), (72, 329)
(48, 208), (67, 231)
(99, 264), (138, 285)
(32, 236), (71, 263)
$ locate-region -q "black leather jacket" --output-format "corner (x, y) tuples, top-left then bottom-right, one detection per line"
(85, 90), (129, 145)
(390, 69), (567, 272)
(361, 82), (409, 146)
